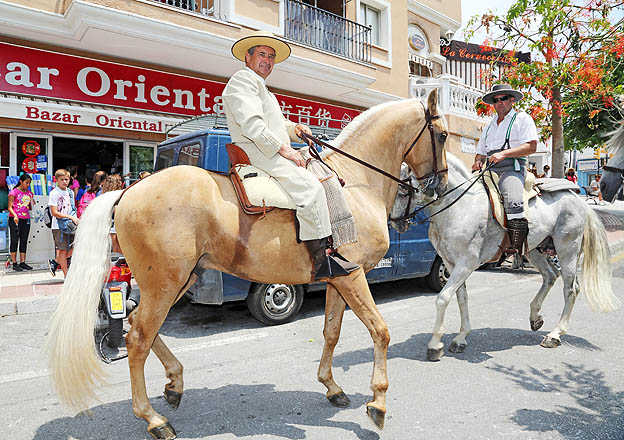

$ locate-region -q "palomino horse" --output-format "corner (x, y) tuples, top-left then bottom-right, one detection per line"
(46, 91), (449, 439)
(390, 153), (620, 361)
(600, 123), (624, 202)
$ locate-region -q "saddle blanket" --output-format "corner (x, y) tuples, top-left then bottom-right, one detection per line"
(235, 159), (358, 248)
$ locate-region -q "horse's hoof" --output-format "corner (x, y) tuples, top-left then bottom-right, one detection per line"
(530, 316), (544, 331)
(366, 404), (386, 429)
(540, 336), (561, 348)
(448, 341), (466, 353)
(164, 389), (182, 410)
(426, 347), (445, 361)
(148, 421), (177, 440)
(327, 391), (350, 407)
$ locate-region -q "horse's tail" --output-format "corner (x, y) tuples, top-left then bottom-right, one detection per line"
(45, 190), (123, 411)
(580, 205), (620, 312)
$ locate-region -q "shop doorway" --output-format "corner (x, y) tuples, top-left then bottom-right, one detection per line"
(53, 137), (123, 186)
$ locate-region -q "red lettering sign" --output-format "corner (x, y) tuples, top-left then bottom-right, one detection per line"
(0, 42), (360, 129)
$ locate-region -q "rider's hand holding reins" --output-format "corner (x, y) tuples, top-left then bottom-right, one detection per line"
(279, 143), (306, 167)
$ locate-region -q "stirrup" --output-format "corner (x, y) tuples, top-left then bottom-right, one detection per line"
(314, 252), (360, 280)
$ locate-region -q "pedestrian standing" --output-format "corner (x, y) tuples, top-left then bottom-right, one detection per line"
(7, 174), (34, 271)
(566, 168), (577, 183)
(48, 169), (79, 277)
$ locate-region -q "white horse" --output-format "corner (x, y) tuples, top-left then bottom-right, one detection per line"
(600, 123), (624, 202)
(390, 154), (620, 361)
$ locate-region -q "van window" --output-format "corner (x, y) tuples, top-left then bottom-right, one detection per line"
(178, 143), (201, 166)
(155, 148), (175, 170)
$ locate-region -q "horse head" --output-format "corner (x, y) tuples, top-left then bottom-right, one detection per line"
(601, 123), (624, 202)
(403, 89), (449, 198)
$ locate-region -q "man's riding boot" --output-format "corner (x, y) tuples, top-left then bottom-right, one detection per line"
(506, 218), (529, 255)
(305, 237), (360, 281)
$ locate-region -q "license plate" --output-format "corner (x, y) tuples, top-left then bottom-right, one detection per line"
(109, 290), (124, 312)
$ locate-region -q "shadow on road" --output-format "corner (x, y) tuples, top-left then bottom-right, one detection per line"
(32, 384), (379, 440)
(491, 361), (624, 439)
(330, 327), (600, 372)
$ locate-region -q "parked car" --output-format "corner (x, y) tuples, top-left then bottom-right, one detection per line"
(154, 128), (448, 325)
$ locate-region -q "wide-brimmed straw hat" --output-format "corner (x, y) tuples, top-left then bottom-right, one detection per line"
(231, 31), (291, 64)
(482, 83), (524, 104)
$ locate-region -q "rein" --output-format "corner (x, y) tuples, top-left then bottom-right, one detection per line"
(299, 102), (446, 190)
(391, 161), (497, 224)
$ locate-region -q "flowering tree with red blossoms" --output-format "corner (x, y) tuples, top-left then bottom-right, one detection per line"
(466, 0), (624, 177)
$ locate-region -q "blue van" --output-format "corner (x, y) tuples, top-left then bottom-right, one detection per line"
(154, 128), (447, 325)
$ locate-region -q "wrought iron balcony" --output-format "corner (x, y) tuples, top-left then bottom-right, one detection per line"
(285, 0), (371, 63)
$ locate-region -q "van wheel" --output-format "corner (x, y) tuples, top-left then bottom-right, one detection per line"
(426, 257), (449, 292)
(247, 283), (304, 326)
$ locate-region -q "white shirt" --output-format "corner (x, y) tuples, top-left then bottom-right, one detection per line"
(48, 187), (73, 230)
(476, 109), (539, 156)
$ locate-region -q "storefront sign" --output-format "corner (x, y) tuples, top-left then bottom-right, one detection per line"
(577, 159), (599, 171)
(440, 40), (531, 65)
(0, 96), (182, 133)
(0, 42), (360, 130)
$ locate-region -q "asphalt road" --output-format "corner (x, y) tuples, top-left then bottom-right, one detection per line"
(1, 259), (623, 440)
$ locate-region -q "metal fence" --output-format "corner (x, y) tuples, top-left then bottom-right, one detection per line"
(285, 0), (371, 63)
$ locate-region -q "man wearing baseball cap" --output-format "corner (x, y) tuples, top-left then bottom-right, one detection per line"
(471, 84), (538, 254)
(222, 31), (358, 280)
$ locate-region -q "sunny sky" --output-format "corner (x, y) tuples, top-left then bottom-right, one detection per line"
(455, 0), (516, 43)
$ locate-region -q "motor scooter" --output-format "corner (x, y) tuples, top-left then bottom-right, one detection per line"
(96, 253), (140, 362)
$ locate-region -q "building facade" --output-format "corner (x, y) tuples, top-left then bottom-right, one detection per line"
(0, 0), (465, 261)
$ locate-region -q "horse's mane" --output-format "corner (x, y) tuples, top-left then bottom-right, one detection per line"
(606, 122), (624, 160)
(321, 98), (419, 158)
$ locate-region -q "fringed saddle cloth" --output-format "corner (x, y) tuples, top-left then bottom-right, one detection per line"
(226, 144), (358, 248)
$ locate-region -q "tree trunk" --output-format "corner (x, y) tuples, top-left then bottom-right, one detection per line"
(551, 87), (565, 178)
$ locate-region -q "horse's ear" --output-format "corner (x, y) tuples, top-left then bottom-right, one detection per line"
(427, 89), (438, 116)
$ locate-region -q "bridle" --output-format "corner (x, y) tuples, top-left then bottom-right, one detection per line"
(403, 102), (448, 182)
(603, 165), (624, 176)
(300, 101), (447, 192)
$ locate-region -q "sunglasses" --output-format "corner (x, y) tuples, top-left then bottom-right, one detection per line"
(492, 95), (512, 104)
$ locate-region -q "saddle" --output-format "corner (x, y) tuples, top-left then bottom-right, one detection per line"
(480, 173), (581, 260)
(226, 144), (295, 216)
(480, 171), (539, 228)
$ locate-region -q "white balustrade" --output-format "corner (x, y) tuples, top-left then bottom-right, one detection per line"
(409, 74), (487, 122)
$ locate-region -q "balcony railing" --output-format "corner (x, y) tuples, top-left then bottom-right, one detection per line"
(285, 0), (371, 63)
(410, 74), (487, 121)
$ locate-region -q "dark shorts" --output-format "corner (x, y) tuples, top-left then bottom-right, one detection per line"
(52, 229), (74, 250)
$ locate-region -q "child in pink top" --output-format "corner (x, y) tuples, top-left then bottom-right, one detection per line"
(8, 174), (34, 271)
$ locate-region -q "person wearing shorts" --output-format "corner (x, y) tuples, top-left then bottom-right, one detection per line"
(48, 169), (79, 277)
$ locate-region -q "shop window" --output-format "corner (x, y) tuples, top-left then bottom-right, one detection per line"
(178, 143), (201, 166)
(128, 145), (156, 182)
(409, 61), (432, 77)
(360, 3), (380, 46)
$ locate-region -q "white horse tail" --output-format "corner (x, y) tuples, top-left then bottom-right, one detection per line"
(580, 205), (621, 312)
(45, 190), (123, 411)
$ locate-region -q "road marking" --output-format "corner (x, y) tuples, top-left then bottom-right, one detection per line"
(0, 369), (49, 385)
(172, 332), (269, 354)
(612, 252), (624, 264)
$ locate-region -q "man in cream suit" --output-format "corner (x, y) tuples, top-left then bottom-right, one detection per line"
(223, 31), (358, 280)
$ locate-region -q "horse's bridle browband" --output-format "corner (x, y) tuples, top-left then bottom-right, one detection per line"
(603, 165), (624, 176)
(299, 102), (446, 190)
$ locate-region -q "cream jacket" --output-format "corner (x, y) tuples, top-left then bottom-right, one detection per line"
(222, 68), (299, 158)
